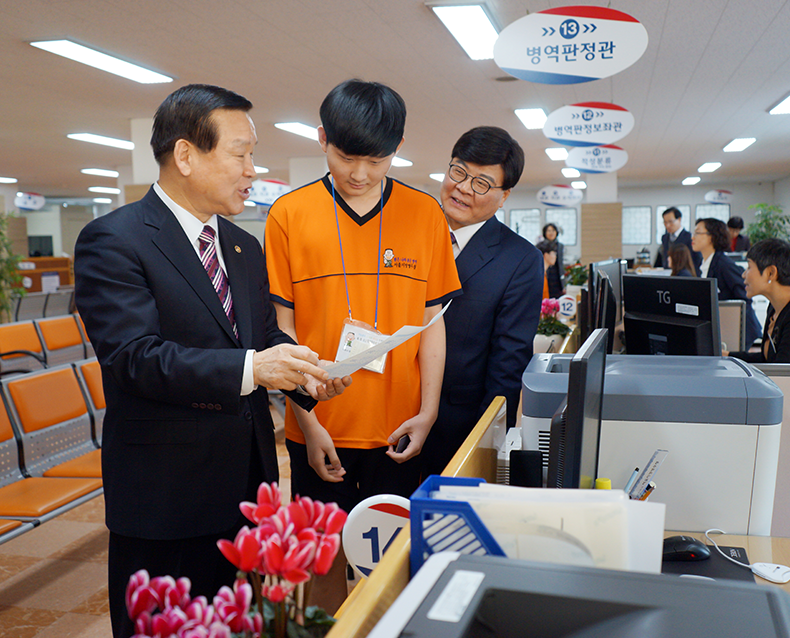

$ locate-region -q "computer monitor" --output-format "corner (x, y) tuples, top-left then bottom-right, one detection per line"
(622, 274), (722, 356)
(588, 259), (626, 322)
(546, 328), (608, 489)
(594, 272), (616, 354)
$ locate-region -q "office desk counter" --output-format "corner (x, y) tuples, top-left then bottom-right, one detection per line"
(328, 397), (790, 638)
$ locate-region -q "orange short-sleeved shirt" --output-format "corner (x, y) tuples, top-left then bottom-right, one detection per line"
(265, 175), (462, 448)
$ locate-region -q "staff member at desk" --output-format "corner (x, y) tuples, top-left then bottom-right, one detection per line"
(727, 239), (790, 363)
(693, 217), (762, 347)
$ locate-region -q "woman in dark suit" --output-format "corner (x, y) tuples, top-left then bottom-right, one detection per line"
(727, 239), (790, 363)
(667, 243), (697, 277)
(542, 223), (564, 298)
(692, 217), (762, 346)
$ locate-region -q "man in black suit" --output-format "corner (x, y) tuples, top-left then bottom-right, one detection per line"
(74, 84), (349, 638)
(655, 206), (702, 271)
(421, 127), (543, 476)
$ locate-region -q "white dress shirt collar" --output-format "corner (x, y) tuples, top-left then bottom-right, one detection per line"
(450, 220), (487, 258)
(699, 251), (714, 278)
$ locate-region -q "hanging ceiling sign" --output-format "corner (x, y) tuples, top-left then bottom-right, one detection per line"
(566, 145), (628, 174)
(704, 189), (733, 205)
(14, 192), (46, 210)
(249, 179), (290, 206)
(544, 102), (634, 146)
(494, 6), (649, 85)
(538, 184), (584, 207)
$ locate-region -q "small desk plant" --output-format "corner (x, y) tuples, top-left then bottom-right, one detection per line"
(125, 482), (346, 638)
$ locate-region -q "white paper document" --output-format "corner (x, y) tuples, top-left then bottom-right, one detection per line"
(324, 301), (451, 377)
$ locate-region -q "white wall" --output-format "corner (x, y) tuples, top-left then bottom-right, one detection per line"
(20, 205), (63, 257)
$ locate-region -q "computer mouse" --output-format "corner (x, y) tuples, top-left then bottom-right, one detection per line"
(662, 535), (711, 561)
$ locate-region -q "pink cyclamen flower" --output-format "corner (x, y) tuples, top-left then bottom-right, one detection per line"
(262, 582), (294, 603)
(261, 534), (311, 583)
(149, 575), (191, 610)
(213, 580), (257, 634)
(312, 534), (341, 576)
(240, 481), (282, 524)
(150, 605), (189, 636)
(126, 570), (157, 621)
(217, 526), (263, 573)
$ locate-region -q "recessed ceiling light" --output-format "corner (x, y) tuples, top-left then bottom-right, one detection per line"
(431, 5), (498, 60)
(682, 177), (701, 185)
(92, 198), (112, 204)
(81, 168), (119, 178)
(561, 167), (580, 178)
(254, 166), (269, 174)
(274, 122), (318, 141)
(545, 148), (568, 161)
(31, 40), (172, 84)
(723, 138), (756, 153)
(429, 173), (445, 182)
(515, 108), (547, 130)
(769, 93), (790, 115)
(68, 133), (134, 150)
(88, 186), (121, 194)
(698, 162), (721, 173)
(571, 181), (587, 190)
(0, 177), (18, 184)
(391, 157), (413, 168)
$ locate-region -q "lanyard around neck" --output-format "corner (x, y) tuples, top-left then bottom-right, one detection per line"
(331, 178), (384, 330)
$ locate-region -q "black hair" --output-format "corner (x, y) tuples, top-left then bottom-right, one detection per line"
(450, 126), (524, 190)
(536, 240), (556, 255)
(151, 84), (252, 165)
(696, 218), (730, 252)
(727, 216), (745, 230)
(662, 206), (682, 220)
(668, 243), (697, 277)
(319, 79), (406, 157)
(747, 239), (790, 285)
(543, 223), (559, 239)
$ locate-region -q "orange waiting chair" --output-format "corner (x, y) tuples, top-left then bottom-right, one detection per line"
(33, 315), (87, 367)
(73, 358), (105, 446)
(0, 321), (46, 377)
(0, 393), (101, 544)
(3, 366), (102, 479)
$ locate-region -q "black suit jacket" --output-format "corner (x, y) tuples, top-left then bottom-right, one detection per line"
(706, 251), (762, 346)
(75, 187), (311, 540)
(656, 228), (702, 272)
(422, 218), (543, 476)
(731, 302), (790, 363)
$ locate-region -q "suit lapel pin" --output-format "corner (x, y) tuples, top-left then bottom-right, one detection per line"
(234, 245), (241, 253)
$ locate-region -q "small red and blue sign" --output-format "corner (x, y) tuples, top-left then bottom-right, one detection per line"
(494, 6), (648, 85)
(538, 184), (584, 207)
(566, 145), (628, 174)
(544, 102), (634, 147)
(704, 190), (733, 205)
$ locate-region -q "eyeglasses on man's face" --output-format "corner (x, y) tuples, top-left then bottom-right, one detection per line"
(447, 163), (504, 195)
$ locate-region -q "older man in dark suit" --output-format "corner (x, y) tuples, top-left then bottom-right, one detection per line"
(421, 127), (543, 477)
(74, 84), (349, 638)
(655, 206), (702, 272)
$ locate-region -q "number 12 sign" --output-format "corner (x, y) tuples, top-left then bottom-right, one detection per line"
(494, 6), (649, 84)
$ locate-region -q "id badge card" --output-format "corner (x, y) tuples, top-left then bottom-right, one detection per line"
(335, 318), (389, 374)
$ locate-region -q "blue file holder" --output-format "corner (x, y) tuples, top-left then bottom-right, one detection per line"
(409, 475), (505, 575)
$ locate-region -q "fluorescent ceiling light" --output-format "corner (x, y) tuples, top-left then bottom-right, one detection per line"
(0, 177), (18, 184)
(88, 186), (121, 194)
(698, 162), (721, 173)
(432, 5), (498, 60)
(769, 93), (790, 115)
(92, 198), (112, 204)
(68, 133), (134, 150)
(244, 200), (257, 207)
(515, 108), (547, 130)
(571, 181), (587, 190)
(723, 138), (756, 153)
(429, 173), (445, 182)
(545, 147), (568, 161)
(274, 122), (318, 141)
(254, 166), (269, 174)
(391, 157), (413, 168)
(81, 168), (119, 178)
(682, 176), (701, 185)
(31, 40), (172, 84)
(561, 167), (580, 178)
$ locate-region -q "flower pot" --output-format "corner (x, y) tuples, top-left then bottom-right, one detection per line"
(534, 333), (563, 353)
(566, 284), (584, 303)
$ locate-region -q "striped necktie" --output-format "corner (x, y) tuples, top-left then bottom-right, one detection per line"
(198, 225), (237, 337)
